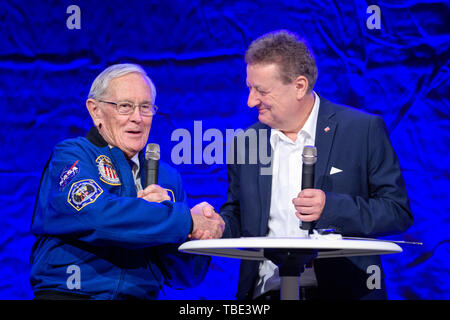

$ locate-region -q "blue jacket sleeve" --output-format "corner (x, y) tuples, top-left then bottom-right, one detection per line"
(153, 168), (211, 289)
(32, 138), (192, 249)
(155, 244), (211, 289)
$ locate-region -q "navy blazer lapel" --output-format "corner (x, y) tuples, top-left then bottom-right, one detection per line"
(315, 97), (337, 189)
(257, 124), (272, 236)
(254, 97), (337, 235)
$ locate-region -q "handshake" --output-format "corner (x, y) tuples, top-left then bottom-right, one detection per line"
(189, 202), (225, 240)
(137, 185), (225, 240)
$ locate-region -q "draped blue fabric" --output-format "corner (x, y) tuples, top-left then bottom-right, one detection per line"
(0, 0), (448, 299)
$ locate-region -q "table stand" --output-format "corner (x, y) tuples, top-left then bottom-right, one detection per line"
(264, 248), (317, 300)
(178, 237), (403, 300)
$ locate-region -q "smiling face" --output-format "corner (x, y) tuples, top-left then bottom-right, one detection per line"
(87, 72), (153, 159)
(246, 63), (313, 138)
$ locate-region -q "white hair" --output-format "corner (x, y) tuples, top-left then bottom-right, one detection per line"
(88, 63), (157, 104)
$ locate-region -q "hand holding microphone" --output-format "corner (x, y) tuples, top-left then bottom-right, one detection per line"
(146, 143), (160, 186)
(139, 144), (225, 239)
(292, 146), (326, 233)
(138, 143), (171, 202)
(137, 185), (171, 202)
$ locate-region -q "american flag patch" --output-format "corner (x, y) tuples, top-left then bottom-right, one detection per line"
(96, 155), (121, 186)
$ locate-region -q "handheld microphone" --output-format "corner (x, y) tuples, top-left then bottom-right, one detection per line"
(145, 143), (160, 187)
(300, 145), (317, 233)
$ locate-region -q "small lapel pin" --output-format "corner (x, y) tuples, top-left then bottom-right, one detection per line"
(324, 126), (330, 132)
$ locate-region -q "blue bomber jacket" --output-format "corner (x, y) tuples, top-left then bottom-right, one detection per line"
(30, 127), (209, 299)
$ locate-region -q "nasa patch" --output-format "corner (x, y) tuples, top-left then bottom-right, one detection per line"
(67, 179), (103, 211)
(96, 155), (121, 186)
(59, 160), (80, 191)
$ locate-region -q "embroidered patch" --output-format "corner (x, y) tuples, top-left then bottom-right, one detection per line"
(59, 160), (80, 191)
(96, 155), (121, 186)
(67, 179), (103, 211)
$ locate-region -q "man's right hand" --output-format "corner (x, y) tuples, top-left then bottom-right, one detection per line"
(190, 202), (225, 240)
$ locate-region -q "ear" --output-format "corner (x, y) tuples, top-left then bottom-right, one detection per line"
(86, 99), (102, 128)
(294, 75), (309, 100)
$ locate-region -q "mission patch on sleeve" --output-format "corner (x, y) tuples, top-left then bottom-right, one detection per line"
(67, 179), (103, 211)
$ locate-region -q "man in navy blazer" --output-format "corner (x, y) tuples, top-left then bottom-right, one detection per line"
(220, 30), (413, 300)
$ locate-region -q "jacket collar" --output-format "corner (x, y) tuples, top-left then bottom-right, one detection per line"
(257, 95), (338, 234)
(86, 126), (108, 147)
(86, 126), (146, 169)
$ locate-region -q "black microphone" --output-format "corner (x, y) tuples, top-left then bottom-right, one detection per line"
(300, 145), (317, 233)
(145, 143), (160, 187)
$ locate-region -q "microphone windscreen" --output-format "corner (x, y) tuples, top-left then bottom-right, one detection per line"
(302, 145), (317, 165)
(146, 143), (160, 161)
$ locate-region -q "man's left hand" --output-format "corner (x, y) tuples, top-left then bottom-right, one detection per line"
(292, 188), (326, 222)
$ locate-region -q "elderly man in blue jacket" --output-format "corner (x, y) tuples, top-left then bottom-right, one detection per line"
(30, 63), (224, 300)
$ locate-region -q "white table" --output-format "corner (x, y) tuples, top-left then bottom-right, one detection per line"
(179, 237), (402, 300)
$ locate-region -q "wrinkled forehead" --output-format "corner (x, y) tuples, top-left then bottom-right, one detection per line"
(106, 73), (153, 101)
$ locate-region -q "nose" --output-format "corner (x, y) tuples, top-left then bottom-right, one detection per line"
(129, 105), (143, 123)
(247, 88), (260, 108)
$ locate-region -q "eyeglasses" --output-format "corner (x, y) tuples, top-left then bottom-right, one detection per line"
(98, 100), (158, 116)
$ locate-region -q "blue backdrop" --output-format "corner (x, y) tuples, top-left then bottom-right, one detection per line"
(0, 0), (448, 299)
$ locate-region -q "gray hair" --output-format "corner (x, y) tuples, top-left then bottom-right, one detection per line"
(88, 63), (157, 104)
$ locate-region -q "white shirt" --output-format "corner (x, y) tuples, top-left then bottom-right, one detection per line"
(253, 92), (320, 298)
(129, 153), (143, 192)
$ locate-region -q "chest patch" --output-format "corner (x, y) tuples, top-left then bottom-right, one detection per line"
(96, 155), (121, 186)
